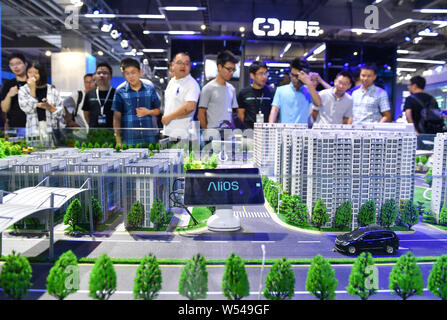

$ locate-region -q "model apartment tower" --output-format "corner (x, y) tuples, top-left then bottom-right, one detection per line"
(431, 133), (447, 223)
(256, 123), (416, 228)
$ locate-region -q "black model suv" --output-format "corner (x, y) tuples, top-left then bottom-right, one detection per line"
(334, 225), (399, 255)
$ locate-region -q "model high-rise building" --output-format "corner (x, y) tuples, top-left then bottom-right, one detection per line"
(256, 123), (416, 228)
(431, 133), (447, 222)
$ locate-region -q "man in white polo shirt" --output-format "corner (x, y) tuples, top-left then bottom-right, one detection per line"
(311, 70), (354, 124)
(162, 52), (201, 140)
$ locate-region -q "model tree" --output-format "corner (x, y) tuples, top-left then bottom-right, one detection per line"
(178, 253), (208, 300)
(64, 198), (82, 232)
(346, 252), (378, 300)
(127, 201), (144, 229)
(101, 142), (108, 148)
(389, 251), (423, 300)
(222, 253), (249, 300)
(46, 250), (79, 300)
(380, 199), (398, 228)
(150, 198), (167, 230)
(281, 194), (308, 227)
(89, 253), (117, 300)
(306, 254), (338, 300)
(0, 251), (32, 300)
(264, 257), (295, 300)
(87, 197), (104, 227)
(94, 142), (100, 148)
(401, 200), (419, 230)
(74, 141), (80, 148)
(311, 199), (328, 230)
(427, 255), (447, 300)
(88, 142), (93, 148)
(439, 205), (447, 225)
(335, 201), (352, 230)
(133, 253), (162, 300)
(358, 200), (376, 227)
(81, 142), (87, 149)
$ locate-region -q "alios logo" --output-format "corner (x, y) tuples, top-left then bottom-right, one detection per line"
(64, 5), (80, 30)
(207, 181), (240, 192)
(252, 18), (321, 37)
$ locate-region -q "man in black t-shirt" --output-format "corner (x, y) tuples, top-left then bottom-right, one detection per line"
(1, 53), (28, 135)
(404, 75), (441, 135)
(237, 60), (273, 130)
(82, 63), (115, 128)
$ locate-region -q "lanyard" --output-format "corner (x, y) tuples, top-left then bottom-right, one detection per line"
(258, 90), (264, 113)
(96, 87), (112, 115)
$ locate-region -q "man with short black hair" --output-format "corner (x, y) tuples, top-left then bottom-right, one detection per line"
(237, 60), (273, 129)
(312, 70), (354, 124)
(112, 58), (160, 146)
(198, 50), (239, 129)
(1, 53), (28, 135)
(64, 73), (95, 128)
(162, 52), (200, 139)
(352, 64), (391, 124)
(82, 63), (115, 128)
(404, 75), (443, 135)
(268, 58), (321, 124)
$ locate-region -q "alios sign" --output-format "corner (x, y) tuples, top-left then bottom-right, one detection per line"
(252, 18), (321, 37)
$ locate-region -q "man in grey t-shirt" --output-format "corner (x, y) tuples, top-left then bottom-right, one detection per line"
(311, 70), (354, 124)
(198, 51), (238, 129)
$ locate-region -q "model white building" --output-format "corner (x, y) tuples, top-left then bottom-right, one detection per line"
(431, 133), (447, 222)
(255, 123), (416, 228)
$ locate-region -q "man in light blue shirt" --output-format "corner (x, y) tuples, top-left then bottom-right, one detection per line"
(269, 58), (321, 124)
(352, 64), (392, 124)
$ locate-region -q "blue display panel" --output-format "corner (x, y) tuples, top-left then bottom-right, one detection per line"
(184, 168), (265, 206)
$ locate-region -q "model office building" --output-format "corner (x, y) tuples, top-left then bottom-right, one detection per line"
(431, 133), (447, 222)
(254, 123), (417, 228)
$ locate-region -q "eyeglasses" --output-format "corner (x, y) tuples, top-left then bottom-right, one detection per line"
(9, 62), (24, 68)
(256, 72), (269, 77)
(174, 60), (191, 66)
(97, 71), (110, 76)
(223, 66), (236, 73)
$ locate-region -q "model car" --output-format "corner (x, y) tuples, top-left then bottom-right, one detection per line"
(334, 225), (399, 255)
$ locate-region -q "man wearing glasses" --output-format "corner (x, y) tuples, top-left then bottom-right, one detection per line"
(237, 60), (273, 129)
(82, 63), (115, 128)
(268, 58), (321, 124)
(1, 53), (28, 135)
(198, 50), (239, 129)
(162, 52), (200, 140)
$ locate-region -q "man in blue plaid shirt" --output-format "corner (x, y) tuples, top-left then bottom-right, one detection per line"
(112, 58), (160, 146)
(352, 63), (392, 124)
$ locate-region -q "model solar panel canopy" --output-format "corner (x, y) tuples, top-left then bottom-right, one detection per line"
(184, 168), (264, 206)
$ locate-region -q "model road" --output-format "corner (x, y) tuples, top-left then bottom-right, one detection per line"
(0, 261), (440, 300)
(2, 205), (447, 260)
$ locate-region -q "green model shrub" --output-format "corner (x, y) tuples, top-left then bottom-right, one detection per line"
(222, 253), (249, 300)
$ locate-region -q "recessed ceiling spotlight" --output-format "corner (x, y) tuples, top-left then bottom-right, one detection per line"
(45, 50), (52, 57)
(201, 24), (206, 31)
(97, 51), (104, 56)
(120, 40), (129, 49)
(239, 26), (246, 33)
